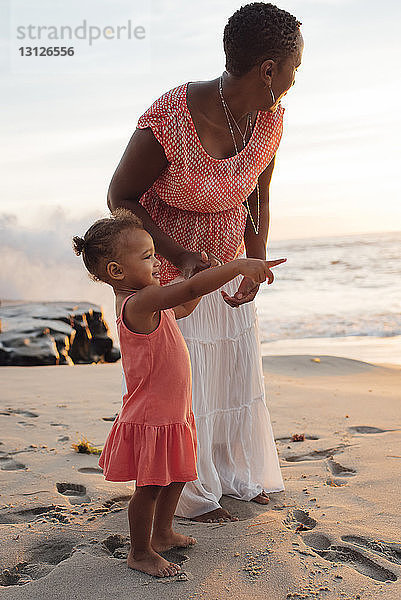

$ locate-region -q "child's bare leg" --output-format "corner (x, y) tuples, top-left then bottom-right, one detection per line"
(127, 485), (181, 577)
(152, 482), (197, 552)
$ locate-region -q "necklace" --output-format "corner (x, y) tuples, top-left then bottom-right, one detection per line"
(218, 76), (260, 235)
(224, 101), (250, 148)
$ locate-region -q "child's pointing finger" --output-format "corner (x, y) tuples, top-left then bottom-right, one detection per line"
(265, 258), (287, 268)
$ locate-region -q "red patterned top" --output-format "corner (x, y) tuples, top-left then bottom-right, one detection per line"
(137, 82), (284, 284)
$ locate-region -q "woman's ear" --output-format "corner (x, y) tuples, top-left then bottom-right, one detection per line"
(107, 261), (124, 280)
(260, 59), (275, 85)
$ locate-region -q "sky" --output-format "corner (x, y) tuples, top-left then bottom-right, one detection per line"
(1, 0), (400, 319)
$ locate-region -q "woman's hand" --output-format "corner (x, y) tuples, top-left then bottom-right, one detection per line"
(221, 257), (286, 307)
(177, 250), (222, 279)
(221, 276), (260, 307)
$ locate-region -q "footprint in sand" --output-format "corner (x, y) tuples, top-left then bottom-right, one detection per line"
(325, 478), (348, 487)
(0, 506), (68, 525)
(102, 534), (130, 558)
(0, 536), (77, 586)
(341, 535), (401, 566)
(284, 509), (317, 532)
(0, 408), (39, 418)
(284, 444), (350, 463)
(0, 562), (53, 586)
(348, 426), (397, 434)
(100, 495), (132, 515)
(0, 454), (27, 471)
(326, 458), (356, 477)
(325, 458), (356, 486)
(103, 495), (132, 509)
(28, 537), (77, 564)
(56, 482), (91, 504)
(303, 533), (397, 582)
(77, 467), (103, 474)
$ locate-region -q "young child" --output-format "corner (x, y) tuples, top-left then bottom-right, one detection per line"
(73, 208), (285, 578)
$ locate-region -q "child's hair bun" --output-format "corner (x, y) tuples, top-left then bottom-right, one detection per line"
(72, 236), (86, 256)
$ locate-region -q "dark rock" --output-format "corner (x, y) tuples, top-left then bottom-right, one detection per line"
(0, 302), (120, 366)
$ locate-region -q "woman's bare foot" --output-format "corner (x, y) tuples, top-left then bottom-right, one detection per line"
(152, 530), (197, 552)
(127, 549), (181, 577)
(191, 508), (239, 523)
(252, 491), (270, 505)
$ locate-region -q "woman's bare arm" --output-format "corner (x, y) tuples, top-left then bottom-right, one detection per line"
(108, 128), (189, 265)
(108, 128), (219, 276)
(244, 155), (275, 260)
(222, 156), (276, 307)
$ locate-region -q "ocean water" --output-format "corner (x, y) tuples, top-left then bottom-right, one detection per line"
(256, 231), (401, 344)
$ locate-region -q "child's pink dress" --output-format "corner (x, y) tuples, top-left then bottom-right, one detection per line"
(99, 294), (197, 486)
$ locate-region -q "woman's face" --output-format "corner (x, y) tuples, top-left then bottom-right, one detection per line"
(269, 32), (304, 111)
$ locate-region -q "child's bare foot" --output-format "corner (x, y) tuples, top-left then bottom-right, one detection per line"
(152, 530), (197, 552)
(127, 549), (181, 577)
(191, 508), (239, 522)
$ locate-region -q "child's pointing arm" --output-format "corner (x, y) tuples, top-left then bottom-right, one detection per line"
(130, 257), (286, 317)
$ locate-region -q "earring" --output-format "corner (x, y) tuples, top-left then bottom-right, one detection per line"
(269, 85), (276, 105)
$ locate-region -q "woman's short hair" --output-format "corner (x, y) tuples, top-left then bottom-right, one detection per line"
(224, 2), (301, 76)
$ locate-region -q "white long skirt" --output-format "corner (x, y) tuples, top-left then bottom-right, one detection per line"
(174, 276), (284, 518)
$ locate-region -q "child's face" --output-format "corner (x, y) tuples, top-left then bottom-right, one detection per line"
(109, 228), (161, 289)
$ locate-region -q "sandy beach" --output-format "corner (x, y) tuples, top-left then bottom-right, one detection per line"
(0, 355), (400, 599)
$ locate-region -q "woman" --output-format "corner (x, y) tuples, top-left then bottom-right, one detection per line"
(108, 2), (303, 521)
